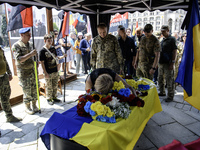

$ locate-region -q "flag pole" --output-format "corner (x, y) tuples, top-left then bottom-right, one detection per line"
(63, 35), (67, 102)
(32, 27), (41, 113)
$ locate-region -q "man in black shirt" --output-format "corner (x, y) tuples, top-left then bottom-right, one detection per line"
(118, 26), (136, 76)
(158, 25), (177, 102)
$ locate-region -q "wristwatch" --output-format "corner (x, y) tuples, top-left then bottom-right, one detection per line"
(171, 60), (175, 63)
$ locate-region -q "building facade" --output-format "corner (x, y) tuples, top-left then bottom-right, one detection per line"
(126, 9), (186, 34)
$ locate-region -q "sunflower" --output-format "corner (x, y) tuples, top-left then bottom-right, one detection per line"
(91, 93), (102, 101)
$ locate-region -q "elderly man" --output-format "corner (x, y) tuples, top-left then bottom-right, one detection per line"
(91, 23), (124, 74)
(134, 24), (161, 80)
(158, 25), (177, 102)
(12, 28), (39, 115)
(0, 47), (22, 122)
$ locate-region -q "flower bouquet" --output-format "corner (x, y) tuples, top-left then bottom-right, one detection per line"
(77, 78), (151, 123)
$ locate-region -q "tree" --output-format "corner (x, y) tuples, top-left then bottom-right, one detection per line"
(1, 15), (9, 46)
(53, 22), (59, 31)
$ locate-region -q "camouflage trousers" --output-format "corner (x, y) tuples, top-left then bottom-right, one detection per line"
(174, 61), (180, 79)
(19, 72), (37, 103)
(45, 72), (59, 99)
(158, 63), (175, 99)
(0, 74), (12, 117)
(136, 63), (153, 80)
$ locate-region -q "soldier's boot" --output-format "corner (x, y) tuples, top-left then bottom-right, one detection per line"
(6, 114), (22, 123)
(25, 102), (35, 115)
(32, 100), (39, 113)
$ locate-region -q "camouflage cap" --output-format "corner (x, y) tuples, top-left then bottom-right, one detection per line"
(144, 24), (153, 33)
(161, 25), (169, 31)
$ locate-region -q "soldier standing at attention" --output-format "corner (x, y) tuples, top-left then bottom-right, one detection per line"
(91, 23), (124, 74)
(158, 25), (177, 102)
(12, 28), (39, 115)
(0, 47), (22, 122)
(134, 24), (161, 80)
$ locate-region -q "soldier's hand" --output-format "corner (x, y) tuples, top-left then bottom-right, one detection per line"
(149, 68), (155, 75)
(63, 54), (67, 57)
(45, 73), (49, 78)
(133, 63), (137, 69)
(169, 63), (174, 70)
(30, 49), (37, 56)
(8, 74), (13, 81)
(86, 48), (90, 51)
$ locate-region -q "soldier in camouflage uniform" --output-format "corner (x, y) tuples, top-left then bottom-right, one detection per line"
(134, 24), (161, 80)
(158, 25), (177, 102)
(91, 23), (124, 74)
(175, 34), (186, 79)
(12, 28), (39, 115)
(0, 47), (22, 122)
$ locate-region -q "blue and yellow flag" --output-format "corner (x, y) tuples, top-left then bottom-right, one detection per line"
(175, 0), (200, 110)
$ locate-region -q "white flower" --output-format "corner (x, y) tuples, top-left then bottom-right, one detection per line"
(107, 96), (120, 107)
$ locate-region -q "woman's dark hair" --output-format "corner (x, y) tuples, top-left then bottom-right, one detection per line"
(78, 36), (83, 42)
(180, 35), (184, 42)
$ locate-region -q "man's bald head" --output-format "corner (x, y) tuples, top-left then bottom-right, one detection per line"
(136, 27), (143, 38)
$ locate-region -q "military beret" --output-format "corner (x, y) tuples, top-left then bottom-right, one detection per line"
(19, 27), (30, 34)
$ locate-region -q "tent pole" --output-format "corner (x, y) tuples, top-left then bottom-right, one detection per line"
(97, 9), (99, 25)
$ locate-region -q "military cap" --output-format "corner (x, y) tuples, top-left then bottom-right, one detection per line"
(19, 27), (30, 34)
(144, 24), (153, 33)
(161, 25), (169, 31)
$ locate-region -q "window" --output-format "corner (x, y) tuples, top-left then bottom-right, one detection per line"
(138, 18), (142, 22)
(156, 16), (160, 21)
(150, 22), (154, 25)
(150, 17), (154, 21)
(133, 19), (136, 22)
(150, 12), (154, 15)
(144, 12), (148, 16)
(156, 22), (160, 25)
(156, 26), (160, 31)
(144, 18), (147, 21)
(138, 13), (142, 16)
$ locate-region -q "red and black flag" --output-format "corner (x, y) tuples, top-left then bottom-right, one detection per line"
(72, 14), (87, 35)
(6, 5), (33, 32)
(57, 11), (70, 39)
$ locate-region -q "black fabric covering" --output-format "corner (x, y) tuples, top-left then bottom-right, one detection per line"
(89, 14), (111, 37)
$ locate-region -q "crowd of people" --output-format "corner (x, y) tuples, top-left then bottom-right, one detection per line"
(0, 22), (186, 123)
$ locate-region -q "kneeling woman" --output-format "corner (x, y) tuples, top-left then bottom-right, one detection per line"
(85, 68), (136, 96)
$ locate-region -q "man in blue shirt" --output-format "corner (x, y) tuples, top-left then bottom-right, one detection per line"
(118, 26), (136, 76)
(79, 33), (92, 74)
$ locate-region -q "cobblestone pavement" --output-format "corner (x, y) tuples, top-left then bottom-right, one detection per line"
(0, 72), (199, 150)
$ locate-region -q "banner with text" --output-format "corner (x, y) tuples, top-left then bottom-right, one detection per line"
(109, 12), (128, 32)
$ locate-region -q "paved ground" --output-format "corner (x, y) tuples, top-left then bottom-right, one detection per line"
(0, 71), (199, 150)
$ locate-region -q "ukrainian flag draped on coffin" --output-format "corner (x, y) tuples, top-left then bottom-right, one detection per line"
(175, 0), (200, 110)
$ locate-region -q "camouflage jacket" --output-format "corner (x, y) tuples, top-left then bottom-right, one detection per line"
(12, 40), (34, 77)
(176, 42), (184, 63)
(91, 34), (124, 74)
(138, 34), (161, 65)
(0, 47), (12, 75)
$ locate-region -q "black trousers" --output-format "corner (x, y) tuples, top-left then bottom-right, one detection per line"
(82, 53), (91, 73)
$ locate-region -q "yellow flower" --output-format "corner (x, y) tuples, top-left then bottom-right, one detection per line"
(107, 111), (114, 118)
(96, 105), (104, 115)
(91, 93), (102, 101)
(91, 101), (101, 111)
(112, 82), (119, 90)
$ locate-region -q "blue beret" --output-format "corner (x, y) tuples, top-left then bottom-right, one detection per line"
(19, 27), (30, 34)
